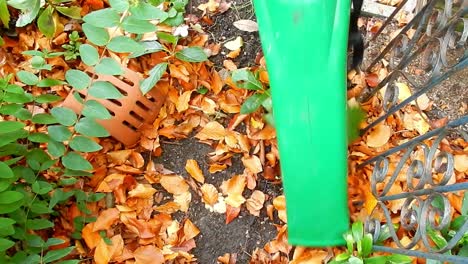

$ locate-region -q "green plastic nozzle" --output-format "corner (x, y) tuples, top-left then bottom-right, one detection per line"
(253, 0), (351, 246)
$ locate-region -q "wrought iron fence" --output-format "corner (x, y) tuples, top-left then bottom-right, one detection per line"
(358, 0), (467, 262)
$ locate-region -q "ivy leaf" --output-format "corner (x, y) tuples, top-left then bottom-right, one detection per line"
(75, 118), (110, 137)
(94, 58), (124, 75)
(35, 94), (62, 103)
(231, 69), (263, 90)
(0, 238), (15, 251)
(47, 140), (66, 157)
(140, 62), (167, 94)
(82, 100), (112, 120)
(122, 15), (156, 34)
(109, 0), (129, 13)
(89, 81), (123, 99)
(62, 152), (93, 171)
(25, 219), (54, 230)
(0, 162), (14, 179)
(107, 36), (145, 53)
(32, 113), (57, 124)
(0, 191), (24, 204)
(37, 78), (65, 87)
(66, 69), (91, 90)
(43, 247), (75, 263)
(50, 107), (78, 126)
(48, 125), (72, 142)
(175, 47), (207, 62)
(16, 70), (39, 85)
(82, 23), (109, 46)
(240, 93), (269, 114)
(129, 2), (168, 20)
(55, 6), (81, 19)
(82, 8), (120, 28)
(69, 136), (102, 152)
(78, 44), (99, 66)
(0, 121), (25, 134)
(37, 5), (55, 39)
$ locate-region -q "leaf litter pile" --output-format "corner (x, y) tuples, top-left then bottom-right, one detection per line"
(0, 0), (467, 263)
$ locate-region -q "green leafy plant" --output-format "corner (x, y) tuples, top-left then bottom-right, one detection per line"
(231, 68), (274, 125)
(60, 31), (82, 61)
(3, 0), (82, 38)
(330, 221), (412, 264)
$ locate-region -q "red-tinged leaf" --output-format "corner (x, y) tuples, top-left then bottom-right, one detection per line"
(93, 208), (120, 231)
(365, 73), (380, 87)
(225, 205), (240, 224)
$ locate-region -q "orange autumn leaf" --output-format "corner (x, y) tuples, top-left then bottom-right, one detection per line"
(185, 159), (205, 183)
(366, 124), (392, 148)
(209, 163), (227, 173)
(225, 204), (241, 224)
(94, 238), (111, 264)
(107, 150), (132, 165)
(365, 73), (379, 87)
(223, 59), (237, 71)
(242, 155), (263, 174)
(160, 175), (189, 195)
(227, 48), (241, 59)
(174, 192), (192, 212)
(169, 64), (190, 83)
(273, 195), (287, 223)
(133, 245), (165, 264)
(195, 121), (226, 140)
(183, 219), (200, 241)
(221, 174), (246, 207)
(128, 183), (157, 199)
(246, 190), (266, 216)
(201, 183), (219, 206)
(176, 90), (193, 113)
(93, 208), (120, 231)
(82, 222), (101, 250)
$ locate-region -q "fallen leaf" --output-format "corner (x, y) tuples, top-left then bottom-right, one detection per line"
(94, 238), (111, 264)
(224, 36), (243, 51)
(195, 121), (226, 140)
(223, 59), (237, 71)
(93, 208), (120, 231)
(246, 190), (266, 216)
(403, 111), (430, 135)
(176, 90), (193, 113)
(454, 155), (468, 172)
(365, 73), (379, 87)
(183, 219), (200, 241)
(226, 48), (241, 59)
(233, 19), (258, 32)
(225, 204), (240, 224)
(174, 191), (192, 212)
(185, 159), (205, 183)
(160, 175), (189, 195)
(107, 150), (132, 165)
(128, 184), (157, 199)
(221, 174), (246, 207)
(82, 222), (101, 249)
(198, 0), (219, 13)
(201, 183), (219, 206)
(273, 195), (287, 223)
(209, 163), (227, 173)
(395, 82), (411, 102)
(366, 124), (392, 148)
(133, 245), (164, 264)
(242, 155), (263, 174)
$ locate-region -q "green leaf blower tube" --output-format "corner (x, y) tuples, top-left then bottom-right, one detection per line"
(253, 0), (350, 246)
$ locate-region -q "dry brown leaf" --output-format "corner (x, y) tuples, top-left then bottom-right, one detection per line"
(365, 73), (379, 87)
(242, 155), (263, 174)
(225, 204), (241, 224)
(185, 159), (205, 183)
(128, 184), (157, 199)
(107, 150), (132, 165)
(226, 48), (241, 59)
(160, 175), (189, 195)
(174, 192), (192, 212)
(169, 64), (190, 83)
(223, 59), (237, 71)
(291, 247), (328, 264)
(201, 183), (219, 206)
(273, 195), (287, 223)
(403, 111), (430, 135)
(108, 235), (124, 261)
(222, 174), (246, 207)
(195, 121), (226, 140)
(94, 238), (111, 264)
(224, 36), (243, 51)
(133, 245), (165, 264)
(454, 154), (468, 172)
(154, 201), (180, 214)
(197, 0), (219, 12)
(209, 163), (228, 173)
(82, 222), (101, 250)
(93, 208), (120, 231)
(246, 190), (266, 216)
(366, 124), (392, 148)
(218, 253), (237, 264)
(233, 19), (258, 32)
(176, 90), (193, 113)
(183, 219), (200, 241)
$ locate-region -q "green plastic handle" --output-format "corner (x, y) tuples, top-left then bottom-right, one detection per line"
(253, 0), (350, 246)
